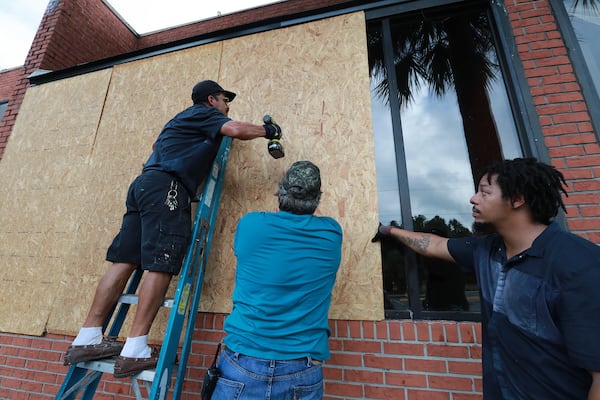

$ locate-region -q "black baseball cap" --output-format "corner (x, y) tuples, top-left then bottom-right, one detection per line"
(191, 80), (237, 104)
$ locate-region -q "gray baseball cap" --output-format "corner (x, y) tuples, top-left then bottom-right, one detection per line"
(281, 161), (321, 200)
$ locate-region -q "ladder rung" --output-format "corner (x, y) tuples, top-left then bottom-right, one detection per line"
(119, 294), (174, 308)
(76, 358), (156, 382)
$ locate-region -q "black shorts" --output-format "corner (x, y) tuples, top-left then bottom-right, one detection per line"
(106, 170), (192, 275)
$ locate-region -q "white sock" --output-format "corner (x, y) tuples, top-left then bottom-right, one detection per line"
(72, 327), (103, 346)
(121, 335), (151, 358)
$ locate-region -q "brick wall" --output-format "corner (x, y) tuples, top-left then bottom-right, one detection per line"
(0, 316), (483, 399)
(505, 0), (600, 240)
(0, 67), (22, 157)
(136, 0), (376, 48)
(35, 0), (137, 71)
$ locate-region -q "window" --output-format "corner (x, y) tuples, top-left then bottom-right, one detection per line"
(367, 1), (527, 320)
(0, 101), (7, 123)
(552, 0), (600, 136)
(564, 0), (600, 94)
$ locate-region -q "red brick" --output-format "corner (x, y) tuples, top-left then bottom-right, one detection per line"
(328, 351), (363, 367)
(386, 371), (428, 387)
(364, 353), (406, 369)
(580, 206), (600, 217)
(429, 375), (474, 391)
(427, 344), (470, 358)
(363, 321), (375, 339)
(407, 388), (451, 400)
(367, 385), (409, 399)
(559, 133), (598, 146)
(448, 360), (483, 375)
(376, 320), (389, 340)
(389, 321), (402, 340)
(343, 339), (381, 353)
(384, 342), (426, 357)
(323, 366), (343, 380)
(404, 357), (447, 373)
(416, 321), (430, 341)
(568, 218), (600, 231)
(325, 381), (364, 398)
(459, 324), (475, 343)
(348, 320), (361, 338)
(402, 321), (417, 341)
(430, 322), (445, 342)
(345, 368), (384, 384)
(443, 322), (459, 342)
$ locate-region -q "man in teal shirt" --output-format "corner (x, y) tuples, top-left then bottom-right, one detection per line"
(214, 161), (343, 400)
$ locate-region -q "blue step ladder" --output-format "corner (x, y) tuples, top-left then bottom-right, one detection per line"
(56, 136), (233, 400)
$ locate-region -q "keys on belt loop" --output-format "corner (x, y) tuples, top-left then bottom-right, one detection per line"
(165, 180), (179, 211)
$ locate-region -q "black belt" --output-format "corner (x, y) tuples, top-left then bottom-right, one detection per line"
(222, 345), (322, 365)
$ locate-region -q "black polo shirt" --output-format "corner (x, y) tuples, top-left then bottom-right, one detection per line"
(143, 103), (231, 195)
(448, 222), (600, 399)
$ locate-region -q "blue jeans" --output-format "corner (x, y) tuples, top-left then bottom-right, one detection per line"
(212, 348), (323, 400)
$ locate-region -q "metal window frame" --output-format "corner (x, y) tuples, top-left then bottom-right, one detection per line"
(366, 0), (554, 321)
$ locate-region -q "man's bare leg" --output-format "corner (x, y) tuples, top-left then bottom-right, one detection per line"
(129, 271), (173, 337)
(82, 262), (138, 327)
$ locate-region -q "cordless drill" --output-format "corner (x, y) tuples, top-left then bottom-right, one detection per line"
(263, 115), (285, 159)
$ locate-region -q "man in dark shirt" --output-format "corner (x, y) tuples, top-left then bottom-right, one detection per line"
(64, 80), (282, 377)
(377, 158), (600, 399)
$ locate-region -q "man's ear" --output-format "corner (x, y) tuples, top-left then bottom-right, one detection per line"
(511, 194), (526, 209)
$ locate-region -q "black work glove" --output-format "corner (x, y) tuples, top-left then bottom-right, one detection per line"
(379, 224), (393, 236)
(372, 223), (392, 243)
(263, 123), (282, 140)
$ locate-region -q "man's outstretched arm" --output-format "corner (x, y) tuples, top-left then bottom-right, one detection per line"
(378, 225), (455, 263)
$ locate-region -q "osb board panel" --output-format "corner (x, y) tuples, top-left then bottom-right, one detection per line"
(0, 70), (113, 335)
(0, 11), (382, 339)
(46, 42), (228, 338)
(203, 12), (383, 322)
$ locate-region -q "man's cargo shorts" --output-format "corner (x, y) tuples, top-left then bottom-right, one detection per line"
(106, 170), (192, 275)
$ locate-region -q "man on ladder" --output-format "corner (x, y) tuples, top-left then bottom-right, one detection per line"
(63, 80), (282, 377)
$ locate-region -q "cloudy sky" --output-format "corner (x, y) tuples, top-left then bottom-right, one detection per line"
(0, 0), (278, 70)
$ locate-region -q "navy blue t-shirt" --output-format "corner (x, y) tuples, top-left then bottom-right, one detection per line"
(448, 222), (600, 399)
(143, 104), (231, 195)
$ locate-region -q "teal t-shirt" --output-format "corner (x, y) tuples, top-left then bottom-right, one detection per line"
(223, 211), (343, 361)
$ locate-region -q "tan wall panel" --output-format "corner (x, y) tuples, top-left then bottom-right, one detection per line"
(0, 70), (112, 335)
(203, 12), (383, 321)
(47, 42), (229, 337)
(0, 11), (382, 339)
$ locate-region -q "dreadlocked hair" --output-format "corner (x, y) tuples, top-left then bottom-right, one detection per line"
(481, 157), (567, 225)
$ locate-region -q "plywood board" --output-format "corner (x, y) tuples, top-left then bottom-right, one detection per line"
(47, 42), (228, 338)
(0, 11), (383, 340)
(0, 69), (113, 335)
(203, 12), (383, 321)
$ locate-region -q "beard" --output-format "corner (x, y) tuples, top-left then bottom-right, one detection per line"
(472, 222), (496, 236)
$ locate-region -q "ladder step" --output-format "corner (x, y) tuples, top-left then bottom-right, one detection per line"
(75, 358), (156, 382)
(119, 294), (174, 308)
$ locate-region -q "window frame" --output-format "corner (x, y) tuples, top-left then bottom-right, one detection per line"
(366, 0), (554, 321)
(549, 0), (600, 141)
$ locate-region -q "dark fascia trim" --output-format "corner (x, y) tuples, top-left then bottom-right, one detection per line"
(28, 0), (405, 86)
(548, 0), (600, 142)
